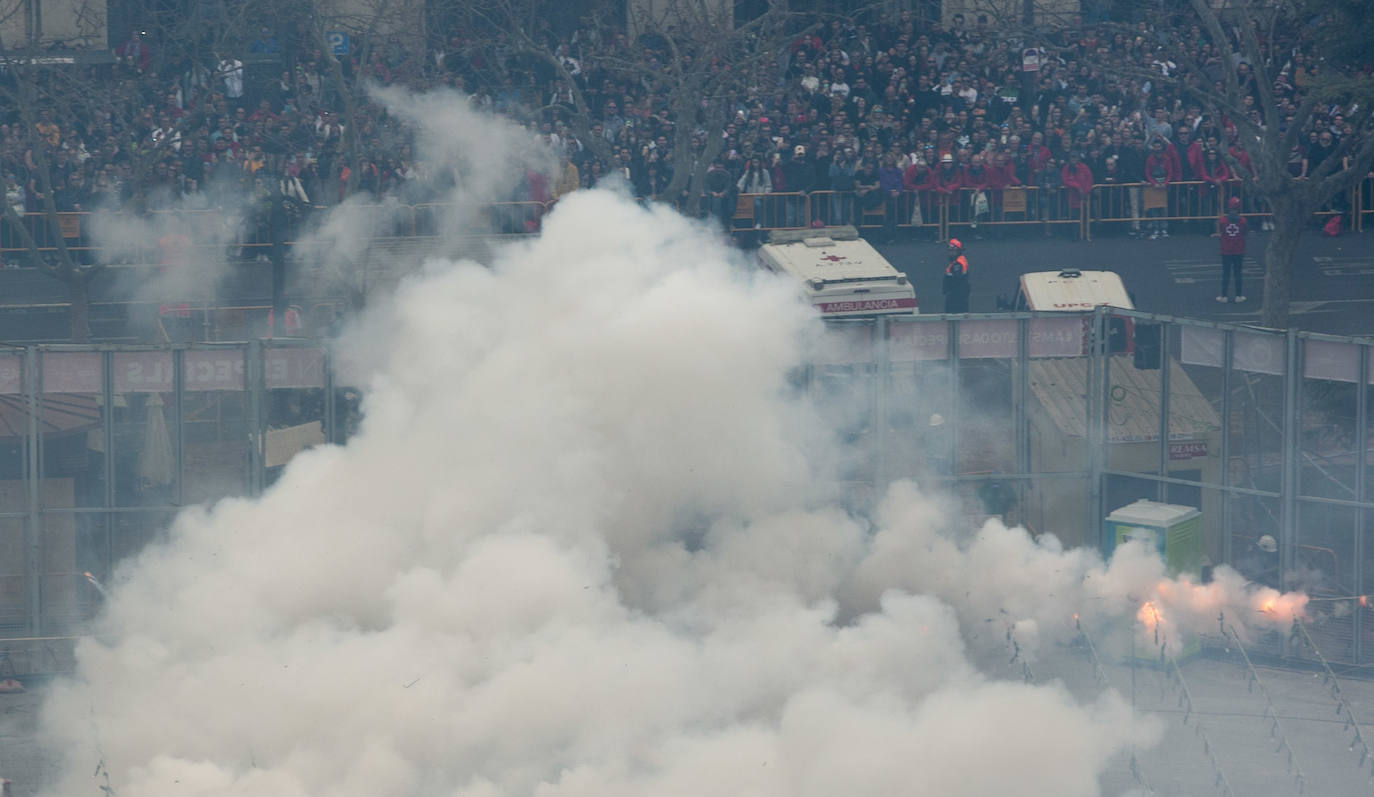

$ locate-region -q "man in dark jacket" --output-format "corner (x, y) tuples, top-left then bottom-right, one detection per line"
(703, 157), (736, 229)
(780, 144), (812, 226)
(942, 238), (971, 313)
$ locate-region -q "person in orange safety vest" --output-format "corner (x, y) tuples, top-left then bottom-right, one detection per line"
(943, 238), (970, 313)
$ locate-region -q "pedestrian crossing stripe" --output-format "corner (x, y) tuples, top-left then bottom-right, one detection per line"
(1164, 258), (1261, 284)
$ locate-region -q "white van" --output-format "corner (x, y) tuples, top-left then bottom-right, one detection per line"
(757, 226), (917, 318)
(1011, 268), (1133, 311)
(1005, 268), (1136, 355)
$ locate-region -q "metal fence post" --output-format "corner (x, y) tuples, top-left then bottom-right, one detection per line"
(102, 351), (115, 579)
(874, 317), (889, 492)
(1157, 322), (1171, 502)
(1280, 330), (1301, 591)
(1086, 307), (1108, 552)
(174, 348), (185, 507)
(947, 318), (960, 486)
(323, 344), (336, 446)
(1016, 317), (1031, 517)
(247, 341), (265, 496)
(24, 347), (40, 636)
(1220, 328), (1234, 567)
(1355, 343), (1368, 664)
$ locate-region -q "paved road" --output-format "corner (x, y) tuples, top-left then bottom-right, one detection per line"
(0, 228), (1369, 342)
(872, 228), (1374, 337)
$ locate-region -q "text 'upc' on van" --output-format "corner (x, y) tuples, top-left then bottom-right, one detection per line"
(1011, 268), (1133, 312)
(757, 226), (917, 318)
(1004, 268), (1135, 355)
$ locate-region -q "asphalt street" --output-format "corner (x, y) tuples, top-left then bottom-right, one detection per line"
(0, 226), (1368, 342)
(872, 227), (1374, 338)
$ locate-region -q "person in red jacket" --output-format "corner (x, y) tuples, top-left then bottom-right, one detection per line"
(1025, 131), (1052, 174)
(964, 152), (992, 233)
(1143, 138), (1178, 239)
(1060, 150), (1094, 236)
(903, 156), (936, 231)
(985, 149), (1020, 228)
(1184, 133), (1205, 181)
(1217, 196), (1247, 303)
(932, 153), (963, 241)
(1199, 147), (1230, 224)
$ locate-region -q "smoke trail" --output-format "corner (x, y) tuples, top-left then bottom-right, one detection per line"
(32, 184), (1169, 796)
(38, 94), (1320, 796)
(845, 481), (1307, 663)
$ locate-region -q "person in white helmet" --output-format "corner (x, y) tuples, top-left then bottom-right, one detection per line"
(1236, 534), (1280, 589)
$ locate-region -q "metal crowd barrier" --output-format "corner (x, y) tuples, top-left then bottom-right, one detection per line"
(0, 201), (553, 263)
(1, 184), (1365, 265)
(1358, 176), (1374, 232)
(733, 181), (1365, 240)
(1084, 180), (1360, 240)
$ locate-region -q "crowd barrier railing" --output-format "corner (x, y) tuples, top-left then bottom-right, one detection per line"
(1358, 176), (1374, 233)
(0, 182), (1366, 264)
(0, 201), (559, 264)
(1086, 179), (1362, 240)
(946, 185), (1086, 239)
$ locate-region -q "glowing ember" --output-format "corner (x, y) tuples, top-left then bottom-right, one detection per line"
(82, 571), (108, 598)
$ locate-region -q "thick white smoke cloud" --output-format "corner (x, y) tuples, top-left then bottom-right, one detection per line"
(34, 92), (1308, 797)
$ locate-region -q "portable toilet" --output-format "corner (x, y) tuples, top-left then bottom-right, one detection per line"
(1105, 499), (1205, 662)
(1104, 499), (1204, 578)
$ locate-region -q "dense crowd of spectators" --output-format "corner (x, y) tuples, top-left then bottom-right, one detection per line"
(0, 4), (1366, 250)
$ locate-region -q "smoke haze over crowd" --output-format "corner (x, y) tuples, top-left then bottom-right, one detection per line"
(33, 92), (1305, 797)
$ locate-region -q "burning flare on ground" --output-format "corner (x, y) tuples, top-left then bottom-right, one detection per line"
(1132, 572), (1309, 655)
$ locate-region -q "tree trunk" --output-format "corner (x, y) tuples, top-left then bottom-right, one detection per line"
(69, 275), (91, 343)
(1260, 208), (1302, 330)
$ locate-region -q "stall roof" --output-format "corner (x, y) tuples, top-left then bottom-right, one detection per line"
(1028, 356), (1221, 443)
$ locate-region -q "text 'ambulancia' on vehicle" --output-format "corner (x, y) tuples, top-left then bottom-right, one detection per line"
(756, 225), (917, 318)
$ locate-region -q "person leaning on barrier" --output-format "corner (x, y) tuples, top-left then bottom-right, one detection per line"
(1060, 150), (1094, 239)
(1143, 138), (1176, 239)
(737, 157), (771, 229)
(828, 148), (857, 225)
(781, 145), (813, 228)
(703, 157), (735, 229)
(854, 156), (884, 226)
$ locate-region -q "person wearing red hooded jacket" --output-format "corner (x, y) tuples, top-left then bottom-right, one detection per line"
(1025, 131), (1052, 174)
(1199, 147), (1230, 224)
(903, 156), (936, 231)
(963, 153), (992, 233)
(1060, 150), (1094, 234)
(931, 153), (963, 241)
(984, 149), (1020, 228)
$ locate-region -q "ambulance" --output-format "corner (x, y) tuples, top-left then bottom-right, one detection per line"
(757, 226), (917, 318)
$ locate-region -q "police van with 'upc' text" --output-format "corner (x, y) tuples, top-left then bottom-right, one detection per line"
(1002, 268), (1137, 355)
(757, 226), (917, 318)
